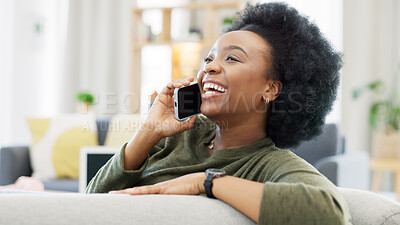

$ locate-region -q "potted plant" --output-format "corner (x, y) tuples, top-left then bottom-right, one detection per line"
(76, 92), (95, 113)
(222, 16), (235, 33)
(353, 80), (400, 158)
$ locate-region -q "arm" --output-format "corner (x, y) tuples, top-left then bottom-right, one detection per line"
(86, 77), (197, 193)
(212, 176), (263, 222)
(212, 175), (347, 224)
(111, 171), (348, 224)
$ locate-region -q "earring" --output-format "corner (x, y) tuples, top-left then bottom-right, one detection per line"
(265, 97), (270, 104)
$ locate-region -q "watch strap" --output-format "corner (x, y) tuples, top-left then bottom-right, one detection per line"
(204, 173), (216, 199)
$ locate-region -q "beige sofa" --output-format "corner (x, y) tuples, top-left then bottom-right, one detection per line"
(0, 187), (399, 225)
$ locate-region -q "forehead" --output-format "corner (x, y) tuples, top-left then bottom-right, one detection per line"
(211, 30), (270, 54)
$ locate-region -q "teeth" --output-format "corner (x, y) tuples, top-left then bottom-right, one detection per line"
(205, 91), (216, 95)
(203, 83), (226, 93)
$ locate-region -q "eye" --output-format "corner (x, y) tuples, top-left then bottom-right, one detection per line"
(204, 57), (213, 63)
(226, 55), (239, 62)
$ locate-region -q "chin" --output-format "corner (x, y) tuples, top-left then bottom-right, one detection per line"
(201, 104), (221, 116)
(200, 109), (217, 118)
(201, 105), (229, 122)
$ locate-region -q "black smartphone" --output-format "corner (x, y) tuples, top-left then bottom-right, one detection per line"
(174, 83), (202, 121)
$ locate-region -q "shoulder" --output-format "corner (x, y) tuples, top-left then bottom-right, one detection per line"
(252, 145), (320, 182)
(266, 147), (317, 171)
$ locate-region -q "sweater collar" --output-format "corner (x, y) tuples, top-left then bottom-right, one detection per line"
(201, 123), (276, 159)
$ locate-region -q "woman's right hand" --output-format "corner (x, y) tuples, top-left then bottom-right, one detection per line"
(142, 76), (198, 140)
(124, 77), (198, 171)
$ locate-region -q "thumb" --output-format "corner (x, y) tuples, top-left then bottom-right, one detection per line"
(181, 115), (197, 131)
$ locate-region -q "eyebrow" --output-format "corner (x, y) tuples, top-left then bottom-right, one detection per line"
(223, 45), (248, 57)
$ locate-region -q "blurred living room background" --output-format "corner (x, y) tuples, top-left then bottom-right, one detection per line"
(0, 0), (400, 200)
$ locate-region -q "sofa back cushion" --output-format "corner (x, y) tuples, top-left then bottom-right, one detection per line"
(291, 123), (342, 165)
(27, 114), (98, 180)
(104, 114), (145, 146)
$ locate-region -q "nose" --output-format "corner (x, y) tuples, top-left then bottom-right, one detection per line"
(203, 61), (222, 75)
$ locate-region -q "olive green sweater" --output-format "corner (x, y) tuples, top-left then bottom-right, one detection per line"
(86, 115), (351, 224)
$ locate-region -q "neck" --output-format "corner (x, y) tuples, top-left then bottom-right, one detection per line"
(210, 114), (268, 152)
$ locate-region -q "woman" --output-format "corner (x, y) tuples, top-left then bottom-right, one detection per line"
(87, 2), (350, 224)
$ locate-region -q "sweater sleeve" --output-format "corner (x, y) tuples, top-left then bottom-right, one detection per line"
(85, 143), (150, 193)
(257, 163), (351, 225)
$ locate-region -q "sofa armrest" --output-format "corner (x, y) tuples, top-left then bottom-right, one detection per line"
(0, 194), (255, 225)
(339, 187), (400, 225)
(0, 189), (398, 225)
(316, 151), (370, 190)
(0, 146), (32, 185)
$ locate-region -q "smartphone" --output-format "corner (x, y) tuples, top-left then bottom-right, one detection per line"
(174, 83), (202, 121)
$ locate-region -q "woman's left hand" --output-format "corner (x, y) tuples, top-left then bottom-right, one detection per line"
(109, 172), (206, 195)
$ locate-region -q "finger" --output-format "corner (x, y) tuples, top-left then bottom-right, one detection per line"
(133, 186), (162, 195)
(186, 76), (195, 82)
(159, 82), (183, 96)
(180, 77), (195, 86)
(185, 115), (197, 129)
(109, 189), (132, 194)
(178, 115), (197, 132)
(109, 186), (161, 195)
(173, 77), (195, 86)
(162, 77), (196, 95)
(172, 82), (185, 88)
(167, 82), (183, 90)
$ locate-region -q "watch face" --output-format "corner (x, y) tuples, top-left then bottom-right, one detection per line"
(206, 168), (226, 176)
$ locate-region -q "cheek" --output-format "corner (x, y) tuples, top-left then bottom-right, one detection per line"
(228, 73), (266, 100)
(196, 68), (205, 81)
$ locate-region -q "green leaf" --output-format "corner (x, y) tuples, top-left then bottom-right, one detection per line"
(352, 80), (383, 99)
(354, 79), (400, 131)
(369, 102), (382, 128)
(76, 92), (95, 104)
(368, 80), (383, 90)
(223, 17), (235, 25)
(393, 106), (400, 130)
(395, 107), (400, 115)
(352, 88), (364, 99)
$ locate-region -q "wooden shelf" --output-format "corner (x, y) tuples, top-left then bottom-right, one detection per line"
(370, 158), (400, 201)
(129, 1), (241, 113)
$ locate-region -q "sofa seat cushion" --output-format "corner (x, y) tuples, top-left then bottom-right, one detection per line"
(42, 179), (79, 193)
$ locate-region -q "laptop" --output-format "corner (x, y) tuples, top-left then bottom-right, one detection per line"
(79, 146), (120, 193)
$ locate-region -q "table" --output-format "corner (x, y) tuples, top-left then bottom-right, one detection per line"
(370, 158), (400, 201)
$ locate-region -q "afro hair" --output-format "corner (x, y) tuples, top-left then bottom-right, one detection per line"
(227, 2), (342, 148)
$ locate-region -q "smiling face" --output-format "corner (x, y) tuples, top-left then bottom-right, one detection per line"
(197, 30), (276, 121)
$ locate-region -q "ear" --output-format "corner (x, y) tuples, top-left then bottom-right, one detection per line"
(263, 80), (282, 102)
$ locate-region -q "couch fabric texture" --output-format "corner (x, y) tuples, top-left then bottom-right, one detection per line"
(0, 188), (399, 225)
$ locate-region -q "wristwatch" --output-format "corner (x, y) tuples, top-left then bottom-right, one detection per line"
(203, 168), (226, 199)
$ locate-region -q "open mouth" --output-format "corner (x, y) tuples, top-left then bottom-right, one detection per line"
(203, 83), (227, 95)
